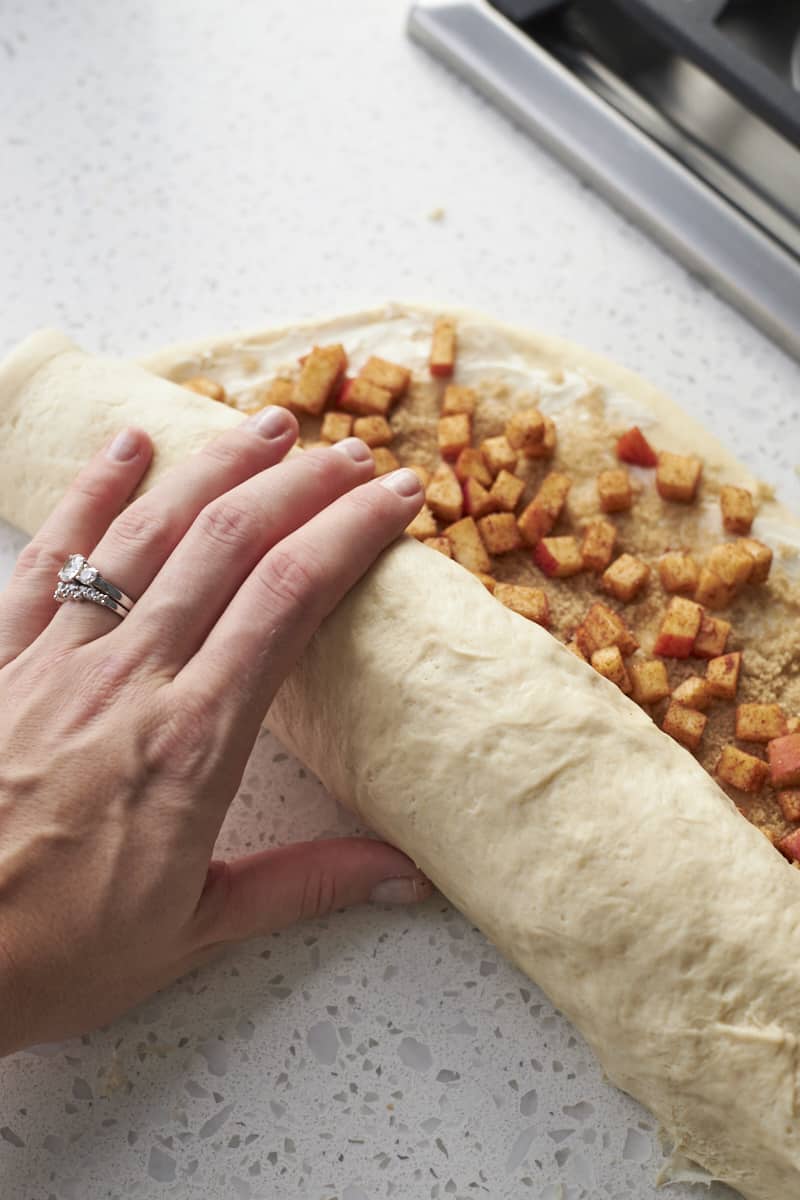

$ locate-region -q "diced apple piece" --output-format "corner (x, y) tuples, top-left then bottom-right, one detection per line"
(407, 463), (431, 489)
(517, 471), (572, 545)
(616, 425), (657, 467)
(340, 375), (392, 417)
(735, 703), (788, 743)
(183, 376), (227, 402)
(463, 477), (498, 520)
(358, 355), (410, 400)
(705, 651), (742, 700)
(672, 676), (712, 710)
(320, 411), (353, 443)
(778, 829), (800, 861)
(656, 451), (702, 503)
(575, 602), (639, 658)
(695, 568), (735, 610)
(423, 535), (452, 558)
(442, 385), (476, 416)
(406, 504), (438, 540)
(494, 582), (550, 627)
(590, 645), (631, 693)
(720, 485), (755, 536)
(371, 447), (399, 476)
(581, 519), (616, 572)
(430, 317), (456, 378)
(526, 415), (557, 459)
(778, 790), (800, 822)
(597, 467), (633, 514)
(602, 553), (650, 603)
(294, 344), (347, 415)
(425, 463), (463, 524)
(658, 551), (699, 595)
(480, 435), (518, 477)
(791, 718), (800, 734)
(477, 512), (523, 555)
(739, 537), (772, 584)
(630, 659), (671, 705)
(444, 516), (490, 574)
(768, 733), (800, 788)
(716, 744), (768, 793)
(474, 572), (496, 593)
(505, 409), (545, 456)
(692, 614), (731, 659)
(534, 536), (583, 578)
(662, 701), (707, 751)
(352, 415), (393, 447)
(258, 377), (295, 410)
(438, 413), (472, 459)
(565, 640), (587, 661)
(489, 469), (525, 512)
(653, 596), (703, 658)
(455, 447), (492, 488)
(707, 542), (753, 589)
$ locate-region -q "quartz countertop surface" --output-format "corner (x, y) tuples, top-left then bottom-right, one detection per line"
(0, 2), (797, 1198)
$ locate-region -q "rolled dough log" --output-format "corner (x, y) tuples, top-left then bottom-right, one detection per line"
(1, 314), (799, 1200)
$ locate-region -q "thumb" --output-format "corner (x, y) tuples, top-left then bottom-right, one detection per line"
(194, 837), (433, 945)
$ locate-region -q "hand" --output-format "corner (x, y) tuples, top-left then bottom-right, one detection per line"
(0, 409), (431, 1055)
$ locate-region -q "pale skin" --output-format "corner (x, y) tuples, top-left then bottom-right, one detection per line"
(0, 407), (431, 1057)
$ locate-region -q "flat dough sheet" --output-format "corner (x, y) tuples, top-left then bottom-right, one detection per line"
(1, 303), (799, 1200)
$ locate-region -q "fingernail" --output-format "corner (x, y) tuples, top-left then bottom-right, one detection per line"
(369, 876), (431, 905)
(106, 428), (142, 462)
(244, 406), (293, 440)
(377, 468), (423, 498)
(332, 437), (372, 463)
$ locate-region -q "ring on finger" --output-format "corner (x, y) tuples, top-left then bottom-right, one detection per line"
(55, 553), (135, 619)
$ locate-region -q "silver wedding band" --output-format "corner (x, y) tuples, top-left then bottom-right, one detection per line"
(54, 554), (134, 621)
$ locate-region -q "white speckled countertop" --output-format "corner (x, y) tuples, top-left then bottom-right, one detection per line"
(0, 3), (797, 1198)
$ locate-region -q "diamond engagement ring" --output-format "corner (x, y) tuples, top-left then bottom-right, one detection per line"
(54, 554), (134, 620)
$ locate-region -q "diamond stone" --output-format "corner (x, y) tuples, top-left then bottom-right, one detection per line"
(78, 564), (98, 585)
(58, 554), (85, 582)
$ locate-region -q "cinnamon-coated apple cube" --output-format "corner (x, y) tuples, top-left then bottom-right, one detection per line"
(371, 447), (399, 476)
(260, 377), (295, 409)
(489, 469), (525, 512)
(735, 703), (788, 743)
(662, 701), (707, 751)
(477, 512), (523, 555)
(692, 614), (731, 659)
(767, 733), (800, 788)
(672, 675), (712, 710)
(429, 317), (456, 378)
(616, 425), (657, 467)
(534, 536), (583, 578)
(183, 375), (227, 402)
(581, 519), (616, 572)
(656, 452), (702, 503)
(739, 537), (772, 584)
(716, 744), (768, 793)
(358, 355), (410, 399)
(444, 516), (490, 574)
(565, 639), (587, 661)
(320, 411), (353, 443)
(494, 582), (549, 627)
(425, 463), (463, 524)
(778, 790), (800, 822)
(602, 553), (650, 603)
(778, 828), (800, 861)
(505, 409), (545, 456)
(438, 413), (472, 459)
(653, 596), (704, 658)
(423, 535), (451, 558)
(407, 463), (431, 489)
(442, 384), (476, 416)
(406, 504), (438, 540)
(575, 602), (639, 658)
(720, 485), (755, 536)
(658, 551), (699, 595)
(590, 645), (631, 693)
(353, 415), (392, 447)
(707, 542), (753, 589)
(480, 435), (518, 477)
(791, 718), (800, 734)
(695, 568), (735, 610)
(340, 375), (392, 417)
(597, 467), (633, 514)
(294, 344), (347, 414)
(463, 477), (498, 520)
(705, 651), (742, 700)
(526, 415), (557, 459)
(630, 659), (671, 705)
(517, 471), (572, 545)
(474, 572), (496, 593)
(455, 447), (492, 488)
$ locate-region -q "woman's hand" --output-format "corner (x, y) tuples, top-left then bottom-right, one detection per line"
(0, 409), (430, 1056)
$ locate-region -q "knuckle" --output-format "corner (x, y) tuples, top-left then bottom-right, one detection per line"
(300, 870), (338, 921)
(69, 469), (117, 508)
(111, 502), (172, 557)
(199, 435), (250, 473)
(255, 547), (318, 613)
(195, 500), (255, 551)
(13, 539), (65, 582)
(142, 693), (214, 778)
